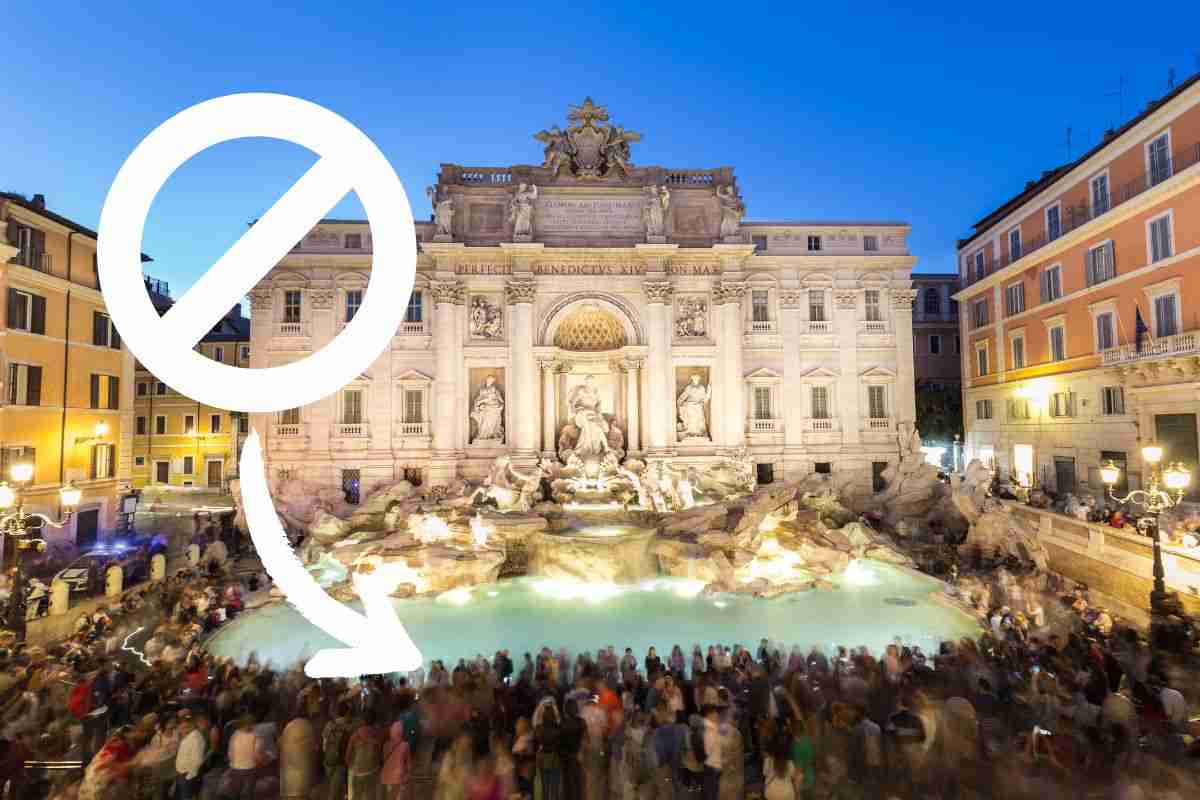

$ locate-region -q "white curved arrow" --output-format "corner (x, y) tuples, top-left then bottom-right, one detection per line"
(239, 429), (424, 677)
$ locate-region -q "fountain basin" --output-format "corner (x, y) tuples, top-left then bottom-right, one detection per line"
(529, 526), (658, 583)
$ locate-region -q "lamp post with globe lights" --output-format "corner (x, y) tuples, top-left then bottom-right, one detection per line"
(1100, 443), (1193, 649)
(0, 461), (81, 640)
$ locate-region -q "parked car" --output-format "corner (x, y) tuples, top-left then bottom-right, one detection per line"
(53, 540), (152, 596)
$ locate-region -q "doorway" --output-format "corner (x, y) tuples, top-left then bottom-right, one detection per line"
(755, 463), (774, 485)
(207, 460), (222, 489)
(1053, 456), (1077, 494)
(871, 461), (888, 493)
(75, 509), (99, 551)
(155, 461), (169, 484)
(1156, 414), (1199, 498)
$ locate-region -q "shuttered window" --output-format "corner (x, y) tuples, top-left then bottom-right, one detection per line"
(6, 289), (45, 334)
(1101, 387), (1125, 415)
(865, 290), (882, 322)
(1049, 326), (1066, 362)
(1149, 215), (1173, 263)
(753, 387), (772, 419)
(808, 291), (826, 322)
(1096, 312), (1115, 351)
(1154, 294), (1179, 338)
(7, 363), (41, 406)
(1039, 265), (1062, 302)
(342, 390), (363, 424)
(867, 386), (887, 419)
(811, 386), (829, 419)
(90, 375), (120, 409)
(403, 390), (424, 424)
(1085, 242), (1115, 286)
(90, 444), (115, 479)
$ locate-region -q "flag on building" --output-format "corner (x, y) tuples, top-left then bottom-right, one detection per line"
(1134, 305), (1149, 354)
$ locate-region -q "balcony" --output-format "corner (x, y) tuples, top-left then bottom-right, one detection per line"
(858, 320), (889, 335)
(805, 321), (833, 334)
(8, 249), (52, 272)
(396, 421), (430, 437)
(804, 417), (839, 432)
(965, 139), (1200, 287)
(333, 422), (370, 438)
(1101, 329), (1200, 366)
(278, 321), (309, 337)
(398, 320), (428, 335)
(864, 417), (894, 432)
(273, 423), (303, 438)
(747, 418), (781, 434)
(747, 319), (777, 335)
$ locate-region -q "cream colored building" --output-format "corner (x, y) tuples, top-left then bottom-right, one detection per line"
(249, 101), (919, 496)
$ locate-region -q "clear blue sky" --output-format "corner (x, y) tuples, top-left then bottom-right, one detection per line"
(3, 2), (1197, 293)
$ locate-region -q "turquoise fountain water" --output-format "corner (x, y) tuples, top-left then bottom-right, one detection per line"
(206, 560), (977, 669)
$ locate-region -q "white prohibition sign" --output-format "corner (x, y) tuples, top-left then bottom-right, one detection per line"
(97, 93), (423, 677)
(96, 92), (416, 413)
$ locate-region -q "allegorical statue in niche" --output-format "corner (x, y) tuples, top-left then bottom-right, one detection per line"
(715, 185), (745, 238)
(508, 183), (538, 239)
(470, 374), (505, 442)
(567, 374), (611, 457)
(425, 185), (454, 237)
(677, 373), (712, 439)
(642, 185), (670, 237)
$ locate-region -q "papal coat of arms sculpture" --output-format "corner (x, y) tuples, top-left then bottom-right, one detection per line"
(534, 97), (643, 180)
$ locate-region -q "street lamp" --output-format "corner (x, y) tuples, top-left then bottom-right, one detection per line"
(0, 462), (81, 640)
(1100, 443), (1192, 644)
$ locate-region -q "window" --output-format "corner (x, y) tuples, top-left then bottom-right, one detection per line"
(863, 235), (878, 252)
(213, 346), (224, 363)
(807, 235), (822, 252)
(1091, 173), (1110, 215)
(279, 407), (301, 426)
(183, 456), (194, 475)
(1046, 205), (1061, 241)
(0, 448), (37, 484)
(751, 235), (767, 253)
(346, 289), (363, 323)
(972, 299), (989, 329)
(976, 345), (989, 376)
(1039, 265), (1062, 303)
(811, 386), (830, 419)
(238, 414), (249, 434)
(929, 334), (942, 355)
(972, 251), (985, 281)
(1049, 325), (1066, 362)
(1085, 242), (1115, 286)
(91, 444), (115, 479)
(867, 385), (887, 419)
(1049, 391), (1076, 418)
(405, 291), (423, 323)
(753, 386), (772, 419)
(92, 312), (121, 348)
(211, 414), (222, 434)
(6, 289), (45, 334)
(923, 289), (940, 315)
(864, 290), (881, 322)
(1153, 292), (1179, 337)
(1011, 334), (1025, 369)
(342, 389), (363, 424)
(345, 233), (363, 249)
(283, 290), (302, 323)
(1096, 312), (1115, 351)
(1147, 133), (1171, 186)
(342, 468), (361, 504)
(1008, 228), (1021, 261)
(89, 375), (120, 410)
(814, 462), (832, 474)
(155, 416), (166, 435)
(954, 334), (960, 354)
(808, 290), (826, 322)
(1008, 398), (1031, 420)
(751, 290), (769, 323)
(1004, 283), (1025, 316)
(872, 462), (888, 493)
(137, 382), (147, 397)
(184, 415), (195, 435)
(1148, 214), (1173, 263)
(240, 345), (251, 362)
(403, 390), (424, 424)
(6, 363), (42, 406)
(156, 381), (166, 395)
(1101, 386), (1125, 415)
(135, 456), (145, 467)
(136, 416), (147, 435)
(975, 399), (994, 420)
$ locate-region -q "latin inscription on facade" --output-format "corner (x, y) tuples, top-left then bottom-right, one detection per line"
(535, 196), (644, 236)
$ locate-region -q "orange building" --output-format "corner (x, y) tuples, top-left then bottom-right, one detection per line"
(955, 73), (1200, 495)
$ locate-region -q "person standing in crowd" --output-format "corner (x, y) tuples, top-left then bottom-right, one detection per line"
(174, 711), (210, 800)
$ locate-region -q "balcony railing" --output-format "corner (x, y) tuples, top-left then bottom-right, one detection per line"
(1100, 329), (1200, 366)
(805, 321), (833, 334)
(396, 421), (430, 437)
(747, 320), (777, 334)
(859, 320), (888, 335)
(398, 320), (428, 335)
(864, 417), (894, 431)
(273, 423), (303, 438)
(334, 422), (369, 438)
(9, 249), (52, 272)
(278, 321), (309, 337)
(804, 417), (839, 432)
(747, 418), (781, 434)
(965, 139), (1200, 287)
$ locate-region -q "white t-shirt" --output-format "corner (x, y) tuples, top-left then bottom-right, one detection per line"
(763, 760), (795, 800)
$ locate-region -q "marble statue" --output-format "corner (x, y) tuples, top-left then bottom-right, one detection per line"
(534, 125), (573, 177)
(509, 183), (538, 239)
(602, 124), (639, 178)
(618, 465), (652, 509)
(535, 99), (642, 180)
(426, 185), (454, 237)
(469, 296), (503, 339)
(656, 461), (682, 510)
(716, 185), (745, 238)
(642, 185), (670, 237)
(676, 467), (697, 509)
(567, 375), (611, 457)
(677, 373), (712, 439)
(897, 421), (922, 458)
(509, 459), (550, 512)
(675, 297), (708, 338)
(470, 375), (505, 443)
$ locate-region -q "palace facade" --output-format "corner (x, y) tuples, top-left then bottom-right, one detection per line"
(249, 101), (918, 495)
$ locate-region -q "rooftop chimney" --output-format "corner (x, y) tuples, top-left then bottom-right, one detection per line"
(30, 194), (45, 209)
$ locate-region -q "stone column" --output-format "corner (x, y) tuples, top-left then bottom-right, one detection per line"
(622, 357), (643, 454)
(643, 281), (673, 454)
(717, 282), (747, 450)
(507, 280), (538, 465)
(779, 290), (805, 475)
(538, 358), (560, 459)
(246, 287), (273, 451)
(892, 289), (918, 427)
(430, 280), (464, 484)
(835, 290), (861, 444)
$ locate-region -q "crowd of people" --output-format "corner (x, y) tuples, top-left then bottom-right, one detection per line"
(0, 552), (1195, 800)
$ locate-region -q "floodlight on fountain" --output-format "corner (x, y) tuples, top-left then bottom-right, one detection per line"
(1099, 460), (1121, 486)
(1163, 462), (1191, 492)
(758, 514), (780, 533)
(470, 513), (494, 549)
(1141, 442), (1164, 465)
(671, 579), (706, 598)
(415, 514), (453, 544)
(532, 578), (621, 603)
(842, 559), (877, 586)
(757, 535), (783, 557)
(439, 586), (473, 605)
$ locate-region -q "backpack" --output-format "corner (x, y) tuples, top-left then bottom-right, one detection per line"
(322, 720), (353, 768)
(689, 727), (706, 767)
(68, 679), (94, 719)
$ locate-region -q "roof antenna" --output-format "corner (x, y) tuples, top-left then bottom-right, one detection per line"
(1104, 75), (1125, 127)
(1066, 126), (1073, 161)
(1168, 67), (1176, 90)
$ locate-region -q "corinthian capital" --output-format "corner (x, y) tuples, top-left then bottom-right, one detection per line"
(429, 280), (465, 305)
(833, 290), (859, 309)
(779, 290), (804, 309)
(247, 289), (273, 310)
(643, 281), (674, 304)
(505, 280), (537, 305)
(713, 281), (747, 306)
(891, 288), (919, 308)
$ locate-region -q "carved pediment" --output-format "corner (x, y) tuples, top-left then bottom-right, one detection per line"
(800, 366), (840, 381)
(745, 367), (782, 381)
(859, 365), (897, 381)
(395, 369), (433, 384)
